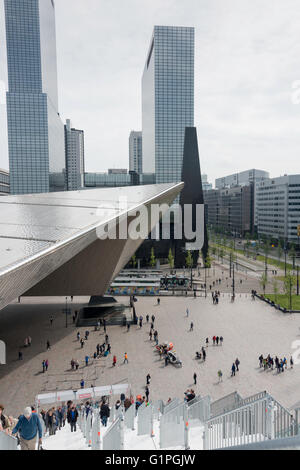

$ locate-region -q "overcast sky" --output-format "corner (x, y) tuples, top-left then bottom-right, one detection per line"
(54, 0), (300, 185)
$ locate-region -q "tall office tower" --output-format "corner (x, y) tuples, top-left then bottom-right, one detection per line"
(65, 119), (85, 191)
(3, 0), (66, 194)
(142, 26), (194, 184)
(129, 131), (143, 174)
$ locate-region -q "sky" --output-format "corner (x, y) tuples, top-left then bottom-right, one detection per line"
(2, 0), (300, 185)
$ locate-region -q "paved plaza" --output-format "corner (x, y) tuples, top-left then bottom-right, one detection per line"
(0, 292), (300, 416)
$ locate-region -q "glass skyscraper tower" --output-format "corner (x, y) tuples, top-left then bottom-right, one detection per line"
(2, 0), (65, 194)
(142, 26), (194, 184)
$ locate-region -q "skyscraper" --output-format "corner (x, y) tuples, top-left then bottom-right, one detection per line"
(129, 131), (143, 174)
(142, 26), (194, 184)
(65, 119), (85, 191)
(3, 0), (65, 194)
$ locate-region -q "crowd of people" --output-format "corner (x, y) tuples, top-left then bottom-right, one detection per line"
(258, 354), (294, 373)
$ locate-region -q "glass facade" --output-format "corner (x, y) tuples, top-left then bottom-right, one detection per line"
(129, 131), (143, 174)
(142, 26), (194, 184)
(4, 0), (65, 194)
(65, 119), (85, 191)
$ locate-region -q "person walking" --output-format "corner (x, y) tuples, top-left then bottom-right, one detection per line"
(77, 332), (80, 342)
(50, 316), (54, 327)
(149, 330), (153, 341)
(145, 386), (150, 402)
(193, 372), (197, 385)
(85, 355), (89, 367)
(146, 315), (149, 323)
(151, 315), (155, 324)
(235, 358), (240, 372)
(290, 356), (294, 369)
(127, 322), (131, 332)
(80, 379), (85, 389)
(190, 322), (194, 332)
(202, 349), (206, 362)
(12, 407), (42, 451)
(206, 338), (209, 348)
(42, 360), (46, 373)
(80, 338), (84, 349)
(100, 401), (110, 427)
(67, 405), (78, 432)
(146, 373), (151, 385)
(113, 355), (117, 367)
(46, 340), (51, 351)
(231, 363), (236, 377)
(218, 370), (223, 382)
(124, 352), (128, 364)
(186, 308), (189, 317)
(45, 359), (49, 372)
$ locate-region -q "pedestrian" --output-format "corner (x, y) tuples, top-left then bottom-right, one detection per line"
(67, 405), (78, 433)
(105, 334), (109, 345)
(149, 330), (153, 341)
(193, 372), (197, 385)
(231, 363), (236, 377)
(157, 298), (160, 305)
(190, 322), (194, 331)
(80, 338), (84, 349)
(124, 352), (128, 364)
(218, 370), (223, 382)
(216, 336), (219, 346)
(186, 308), (189, 317)
(145, 386), (150, 402)
(113, 355), (117, 367)
(85, 355), (89, 367)
(50, 316), (53, 327)
(290, 356), (294, 369)
(151, 315), (155, 323)
(146, 373), (151, 385)
(46, 340), (51, 351)
(202, 349), (206, 361)
(235, 358), (240, 372)
(146, 314), (149, 323)
(100, 401), (110, 427)
(107, 343), (111, 354)
(45, 359), (49, 371)
(80, 379), (85, 389)
(206, 338), (209, 347)
(220, 336), (223, 346)
(12, 407), (42, 451)
(18, 351), (23, 361)
(77, 332), (80, 341)
(42, 360), (46, 373)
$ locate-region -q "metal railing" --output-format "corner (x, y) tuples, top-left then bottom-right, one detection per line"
(91, 412), (101, 450)
(163, 398), (180, 415)
(0, 431), (18, 451)
(124, 404), (135, 431)
(160, 402), (189, 449)
(203, 393), (296, 450)
(102, 417), (124, 451)
(210, 391), (243, 418)
(188, 395), (211, 427)
(137, 403), (153, 437)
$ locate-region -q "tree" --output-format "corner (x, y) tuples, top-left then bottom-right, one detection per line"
(168, 248), (174, 271)
(272, 279), (279, 303)
(149, 248), (156, 268)
(263, 240), (271, 278)
(185, 251), (193, 269)
(259, 273), (268, 296)
(289, 244), (297, 272)
(277, 245), (283, 266)
(131, 254), (137, 269)
(284, 270), (296, 310)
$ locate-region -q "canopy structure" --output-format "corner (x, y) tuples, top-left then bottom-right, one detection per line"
(0, 183), (183, 311)
(35, 383), (131, 406)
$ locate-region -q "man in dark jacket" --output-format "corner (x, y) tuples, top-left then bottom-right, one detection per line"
(100, 401), (110, 427)
(67, 405), (78, 432)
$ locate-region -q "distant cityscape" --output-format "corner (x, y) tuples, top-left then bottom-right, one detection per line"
(0, 1), (299, 246)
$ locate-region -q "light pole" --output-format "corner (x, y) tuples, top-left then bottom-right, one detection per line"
(204, 264), (207, 298)
(284, 245), (287, 277)
(232, 264), (235, 299)
(297, 265), (299, 296)
(65, 297), (68, 328)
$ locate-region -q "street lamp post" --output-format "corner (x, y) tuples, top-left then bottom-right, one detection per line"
(204, 264), (207, 298)
(232, 263), (235, 299)
(65, 297), (68, 328)
(297, 265), (299, 296)
(284, 246), (287, 277)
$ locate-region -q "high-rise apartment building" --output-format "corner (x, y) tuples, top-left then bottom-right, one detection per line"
(142, 26), (194, 184)
(65, 119), (85, 191)
(2, 0), (65, 194)
(129, 131), (143, 174)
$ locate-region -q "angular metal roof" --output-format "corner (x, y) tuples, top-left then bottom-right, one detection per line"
(0, 183), (183, 310)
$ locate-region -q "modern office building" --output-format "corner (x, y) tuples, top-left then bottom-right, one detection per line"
(215, 169), (269, 190)
(142, 26), (194, 184)
(205, 185), (254, 237)
(65, 119), (85, 191)
(2, 0), (65, 194)
(255, 175), (300, 243)
(202, 174), (212, 191)
(129, 131), (143, 174)
(84, 171), (156, 189)
(0, 169), (9, 194)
